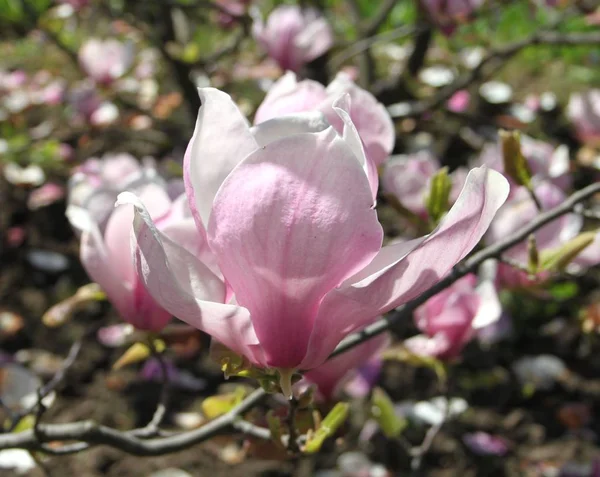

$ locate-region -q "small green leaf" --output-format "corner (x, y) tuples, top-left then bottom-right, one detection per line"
(539, 231), (597, 272)
(201, 387), (247, 419)
(528, 234), (539, 274)
(303, 402), (349, 453)
(425, 167), (452, 224)
(112, 339), (164, 370)
(11, 415), (35, 433)
(370, 388), (407, 438)
(42, 283), (106, 327)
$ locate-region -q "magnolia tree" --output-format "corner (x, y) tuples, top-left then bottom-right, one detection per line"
(1, 0), (600, 475)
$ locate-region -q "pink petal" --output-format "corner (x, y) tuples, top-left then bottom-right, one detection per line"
(184, 88), (258, 228)
(294, 16), (334, 64)
(332, 94), (379, 200)
(325, 72), (395, 166)
(116, 192), (263, 364)
(250, 111), (330, 146)
(208, 128), (382, 368)
(301, 167), (508, 369)
(67, 206), (131, 318)
(254, 72), (327, 124)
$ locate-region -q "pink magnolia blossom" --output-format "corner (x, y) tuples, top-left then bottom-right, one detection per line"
(567, 90), (600, 146)
(405, 274), (501, 360)
(421, 0), (486, 35)
(252, 5), (333, 73)
(382, 152), (468, 218)
(255, 71), (395, 168)
(67, 156), (200, 331)
(78, 39), (134, 85)
(302, 333), (389, 401)
(118, 88), (508, 394)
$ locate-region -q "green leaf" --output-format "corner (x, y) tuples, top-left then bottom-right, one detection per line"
(112, 339), (165, 370)
(42, 283), (106, 327)
(539, 231), (597, 272)
(425, 167), (452, 224)
(370, 388), (407, 438)
(303, 402), (349, 453)
(201, 387), (247, 419)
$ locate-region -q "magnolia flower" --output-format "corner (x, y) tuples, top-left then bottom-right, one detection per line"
(252, 5), (333, 73)
(382, 152), (468, 218)
(421, 0), (485, 35)
(78, 39), (134, 85)
(405, 274), (501, 360)
(118, 88), (508, 396)
(67, 155), (200, 331)
(255, 71), (395, 168)
(301, 332), (389, 401)
(567, 90), (600, 146)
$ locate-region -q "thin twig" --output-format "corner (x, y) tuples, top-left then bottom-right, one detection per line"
(7, 340), (82, 432)
(392, 27), (600, 118)
(131, 341), (169, 438)
(286, 398), (300, 454)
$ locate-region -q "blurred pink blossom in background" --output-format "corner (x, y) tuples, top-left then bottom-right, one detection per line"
(252, 5), (333, 72)
(78, 38), (134, 85)
(567, 90), (600, 146)
(405, 274), (502, 360)
(67, 155), (201, 331)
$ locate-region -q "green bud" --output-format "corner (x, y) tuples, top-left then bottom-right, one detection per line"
(303, 402), (349, 453)
(500, 130), (532, 188)
(370, 388), (407, 438)
(527, 234), (539, 274)
(539, 231), (597, 272)
(425, 167), (452, 224)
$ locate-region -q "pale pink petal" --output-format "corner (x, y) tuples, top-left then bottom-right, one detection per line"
(104, 183), (172, 285)
(208, 128), (382, 368)
(254, 72), (327, 124)
(294, 16), (334, 63)
(342, 167), (509, 310)
(250, 112), (330, 146)
(300, 167), (508, 369)
(325, 72), (395, 166)
(184, 88), (258, 228)
(66, 205), (130, 316)
(332, 94), (378, 200)
(116, 192), (263, 363)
